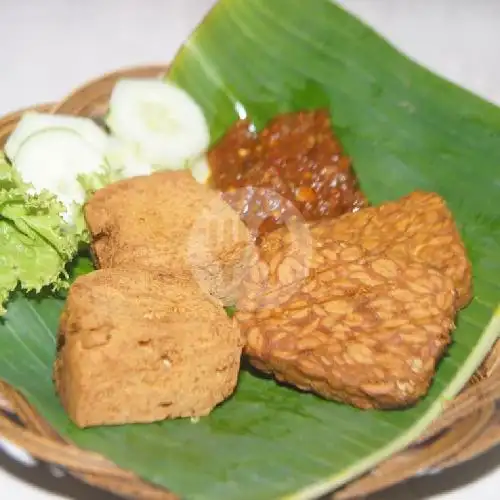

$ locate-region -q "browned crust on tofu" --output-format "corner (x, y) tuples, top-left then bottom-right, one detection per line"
(54, 269), (242, 428)
(84, 170), (253, 306)
(237, 191), (472, 409)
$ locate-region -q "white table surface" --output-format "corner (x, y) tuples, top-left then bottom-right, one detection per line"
(0, 0), (499, 498)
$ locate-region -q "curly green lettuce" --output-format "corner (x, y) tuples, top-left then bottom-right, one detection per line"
(0, 155), (79, 314)
(0, 129), (161, 314)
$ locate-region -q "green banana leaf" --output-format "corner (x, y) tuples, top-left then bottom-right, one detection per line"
(1, 1), (500, 499)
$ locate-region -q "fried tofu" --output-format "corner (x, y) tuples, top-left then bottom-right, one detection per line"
(54, 269), (242, 428)
(84, 170), (253, 306)
(237, 191), (472, 409)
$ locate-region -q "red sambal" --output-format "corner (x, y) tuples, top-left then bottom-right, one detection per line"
(208, 109), (366, 237)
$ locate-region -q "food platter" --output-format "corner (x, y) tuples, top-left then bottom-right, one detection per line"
(1, 1), (500, 499)
(0, 67), (498, 500)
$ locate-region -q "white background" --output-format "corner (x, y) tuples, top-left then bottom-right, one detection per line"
(0, 0), (499, 498)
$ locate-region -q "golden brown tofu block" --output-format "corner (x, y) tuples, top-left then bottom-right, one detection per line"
(237, 191), (472, 409)
(84, 170), (253, 306)
(54, 269), (242, 428)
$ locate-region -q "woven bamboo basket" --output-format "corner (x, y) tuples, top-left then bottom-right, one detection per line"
(0, 65), (499, 500)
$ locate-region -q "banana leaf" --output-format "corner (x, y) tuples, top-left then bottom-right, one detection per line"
(1, 1), (500, 499)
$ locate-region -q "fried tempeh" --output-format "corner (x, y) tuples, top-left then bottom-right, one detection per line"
(237, 191), (472, 409)
(313, 191), (472, 308)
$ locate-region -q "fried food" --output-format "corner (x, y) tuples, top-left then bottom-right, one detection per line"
(208, 110), (366, 237)
(237, 191), (472, 409)
(314, 191), (472, 308)
(54, 269), (242, 428)
(84, 170), (253, 305)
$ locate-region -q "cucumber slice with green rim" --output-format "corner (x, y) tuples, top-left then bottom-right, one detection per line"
(13, 128), (104, 219)
(104, 137), (153, 178)
(5, 111), (109, 161)
(106, 78), (210, 169)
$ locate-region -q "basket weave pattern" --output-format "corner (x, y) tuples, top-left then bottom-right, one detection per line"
(0, 65), (499, 500)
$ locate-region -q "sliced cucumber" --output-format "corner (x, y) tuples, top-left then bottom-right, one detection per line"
(106, 78), (210, 169)
(104, 137), (153, 178)
(13, 129), (104, 218)
(5, 111), (108, 161)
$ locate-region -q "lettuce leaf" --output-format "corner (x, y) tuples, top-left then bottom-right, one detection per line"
(0, 130), (160, 315)
(0, 155), (79, 314)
